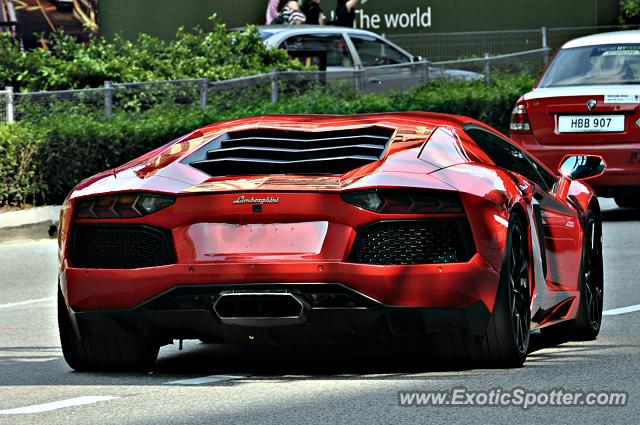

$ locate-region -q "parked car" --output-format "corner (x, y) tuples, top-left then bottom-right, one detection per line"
(57, 112), (604, 371)
(236, 26), (482, 92)
(510, 30), (640, 207)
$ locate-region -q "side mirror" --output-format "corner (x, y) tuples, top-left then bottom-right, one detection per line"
(558, 154), (606, 180)
(555, 154), (606, 200)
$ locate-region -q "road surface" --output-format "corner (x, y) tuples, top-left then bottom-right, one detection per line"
(0, 198), (639, 424)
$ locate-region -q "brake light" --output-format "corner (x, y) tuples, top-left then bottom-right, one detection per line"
(75, 194), (175, 219)
(510, 103), (531, 134)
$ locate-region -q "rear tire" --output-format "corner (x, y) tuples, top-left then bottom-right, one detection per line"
(432, 214), (530, 367)
(467, 213), (531, 367)
(58, 287), (160, 372)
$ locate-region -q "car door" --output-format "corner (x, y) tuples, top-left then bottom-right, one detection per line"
(463, 126), (582, 314)
(345, 33), (420, 93)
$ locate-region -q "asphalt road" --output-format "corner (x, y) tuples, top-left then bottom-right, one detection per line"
(1, 198), (639, 424)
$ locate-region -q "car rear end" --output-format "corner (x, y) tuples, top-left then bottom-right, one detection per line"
(59, 122), (501, 348)
(510, 32), (640, 203)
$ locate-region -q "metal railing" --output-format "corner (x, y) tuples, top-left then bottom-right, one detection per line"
(1, 48), (550, 123)
(3, 23), (632, 123)
(387, 25), (637, 62)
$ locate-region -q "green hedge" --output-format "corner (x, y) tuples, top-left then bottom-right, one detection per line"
(0, 125), (45, 206)
(0, 74), (534, 206)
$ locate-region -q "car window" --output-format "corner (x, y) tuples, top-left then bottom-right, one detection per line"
(539, 44), (640, 87)
(465, 127), (556, 190)
(348, 35), (410, 67)
(281, 34), (353, 68)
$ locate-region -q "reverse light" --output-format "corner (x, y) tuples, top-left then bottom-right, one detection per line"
(341, 191), (384, 211)
(341, 190), (464, 214)
(510, 103), (532, 134)
(75, 194), (175, 219)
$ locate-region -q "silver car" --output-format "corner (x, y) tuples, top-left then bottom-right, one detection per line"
(238, 26), (482, 93)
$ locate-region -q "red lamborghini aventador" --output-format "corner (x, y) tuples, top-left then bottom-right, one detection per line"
(57, 112), (605, 371)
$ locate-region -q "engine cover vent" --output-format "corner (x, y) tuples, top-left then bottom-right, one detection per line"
(184, 126), (394, 176)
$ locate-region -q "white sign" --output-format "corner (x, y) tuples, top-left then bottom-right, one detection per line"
(604, 94), (640, 104)
(356, 6), (432, 30)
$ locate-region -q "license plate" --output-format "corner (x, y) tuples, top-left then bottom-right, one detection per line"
(188, 221), (329, 260)
(557, 115), (625, 133)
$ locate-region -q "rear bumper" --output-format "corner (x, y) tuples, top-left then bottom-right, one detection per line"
(61, 253), (500, 312)
(514, 134), (640, 190)
(68, 283), (492, 344)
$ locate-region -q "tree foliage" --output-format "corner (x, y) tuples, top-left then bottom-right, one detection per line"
(620, 0), (640, 23)
(0, 17), (301, 92)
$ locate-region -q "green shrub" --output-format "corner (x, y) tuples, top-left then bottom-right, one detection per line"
(0, 17), (301, 92)
(0, 74), (535, 206)
(0, 124), (46, 206)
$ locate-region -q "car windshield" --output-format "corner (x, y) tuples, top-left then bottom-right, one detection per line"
(538, 44), (640, 87)
(259, 30), (276, 41)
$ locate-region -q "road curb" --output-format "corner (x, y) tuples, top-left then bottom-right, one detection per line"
(0, 206), (61, 243)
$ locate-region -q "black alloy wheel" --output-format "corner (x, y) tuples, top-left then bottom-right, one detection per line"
(582, 212), (604, 333)
(508, 219), (531, 355)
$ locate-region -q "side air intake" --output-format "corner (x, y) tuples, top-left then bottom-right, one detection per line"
(183, 126), (394, 176)
(69, 224), (175, 269)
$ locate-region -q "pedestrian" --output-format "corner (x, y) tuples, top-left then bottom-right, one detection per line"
(334, 0), (359, 27)
(266, 0), (281, 24)
(270, 1), (307, 25)
(302, 0), (326, 25)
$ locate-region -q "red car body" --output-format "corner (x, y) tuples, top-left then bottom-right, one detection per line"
(510, 30), (640, 206)
(58, 112), (604, 369)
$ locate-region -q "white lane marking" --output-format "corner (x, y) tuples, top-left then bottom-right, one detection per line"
(12, 357), (60, 363)
(0, 396), (118, 415)
(603, 304), (640, 316)
(0, 297), (55, 310)
(164, 375), (243, 385)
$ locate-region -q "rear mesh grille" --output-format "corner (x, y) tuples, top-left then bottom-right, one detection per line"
(350, 220), (474, 265)
(185, 126), (394, 176)
(70, 224), (175, 269)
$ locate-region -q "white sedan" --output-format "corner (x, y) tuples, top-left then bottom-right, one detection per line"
(235, 25), (482, 92)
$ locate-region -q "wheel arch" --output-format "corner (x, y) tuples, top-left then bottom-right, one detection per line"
(510, 198), (543, 316)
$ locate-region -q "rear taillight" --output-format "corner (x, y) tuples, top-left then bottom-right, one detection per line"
(341, 190), (464, 214)
(510, 103), (532, 134)
(75, 193), (175, 219)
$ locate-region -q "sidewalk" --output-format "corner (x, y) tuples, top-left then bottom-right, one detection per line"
(0, 206), (61, 243)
